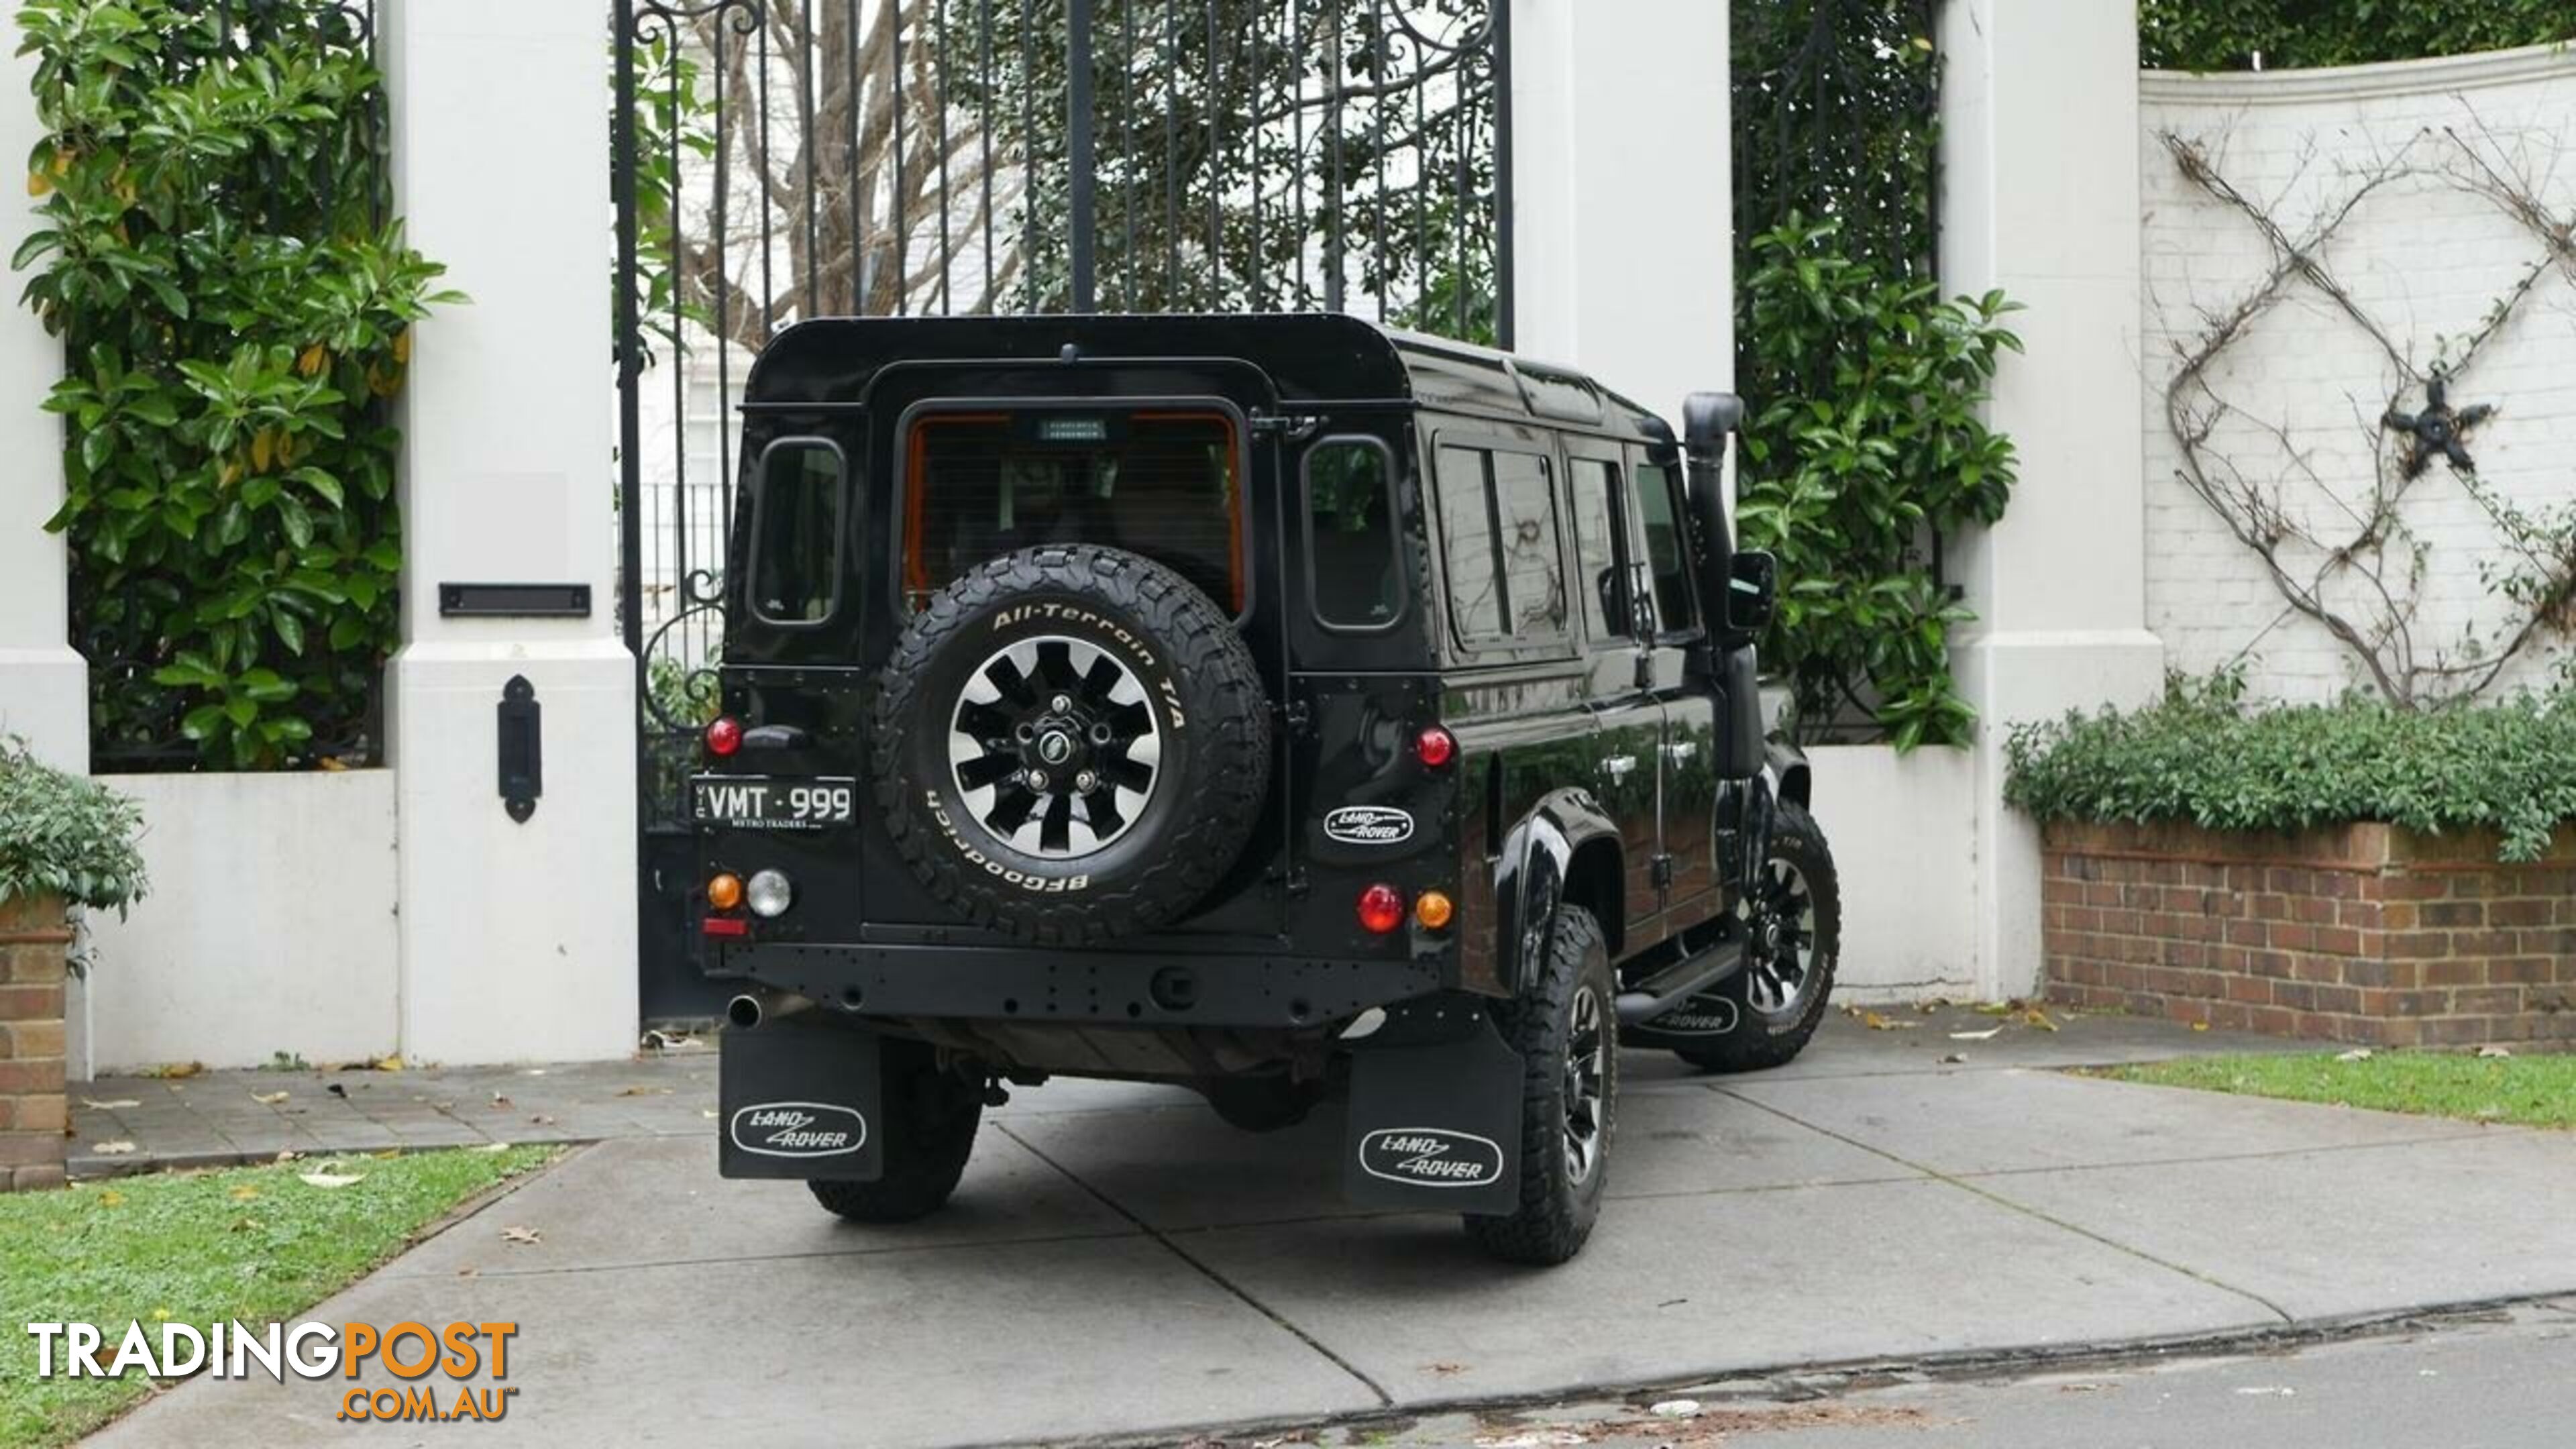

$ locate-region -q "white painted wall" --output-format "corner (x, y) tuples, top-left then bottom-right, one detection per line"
(0, 39), (83, 767)
(80, 772), (398, 1074)
(1509, 0), (1733, 427)
(382, 0), (637, 1063)
(1809, 745), (1981, 1002)
(2140, 45), (2576, 702)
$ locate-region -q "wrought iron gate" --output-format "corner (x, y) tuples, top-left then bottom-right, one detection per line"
(612, 0), (1513, 1018)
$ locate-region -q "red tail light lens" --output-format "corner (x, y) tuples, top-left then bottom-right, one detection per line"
(1357, 883), (1406, 935)
(1414, 724), (1456, 769)
(705, 716), (743, 757)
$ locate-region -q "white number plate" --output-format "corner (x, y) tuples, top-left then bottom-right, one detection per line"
(693, 775), (858, 830)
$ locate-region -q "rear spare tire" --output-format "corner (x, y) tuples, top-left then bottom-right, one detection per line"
(873, 545), (1271, 944)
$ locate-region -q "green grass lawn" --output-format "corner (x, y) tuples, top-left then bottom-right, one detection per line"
(2101, 1051), (2576, 1129)
(0, 1146), (553, 1448)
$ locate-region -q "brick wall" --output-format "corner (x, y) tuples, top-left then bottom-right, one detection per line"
(0, 894), (70, 1191)
(2043, 821), (2576, 1047)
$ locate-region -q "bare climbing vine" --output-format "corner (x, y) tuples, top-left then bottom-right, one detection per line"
(2157, 119), (2576, 706)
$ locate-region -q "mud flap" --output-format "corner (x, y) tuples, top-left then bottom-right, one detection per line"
(1341, 1009), (1523, 1216)
(718, 1016), (885, 1181)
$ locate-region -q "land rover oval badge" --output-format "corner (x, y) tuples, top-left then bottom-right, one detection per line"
(1323, 805), (1415, 846)
(1357, 1127), (1504, 1187)
(730, 1102), (868, 1159)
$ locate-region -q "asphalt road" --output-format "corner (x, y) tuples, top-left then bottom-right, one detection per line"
(1309, 1299), (2576, 1449)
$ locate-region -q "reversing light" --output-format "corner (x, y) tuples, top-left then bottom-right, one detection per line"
(746, 869), (795, 918)
(706, 872), (743, 912)
(1357, 883), (1405, 935)
(705, 716), (743, 757)
(1414, 724), (1456, 769)
(1414, 890), (1455, 931)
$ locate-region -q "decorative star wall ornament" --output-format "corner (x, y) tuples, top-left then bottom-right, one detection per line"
(2381, 373), (2494, 478)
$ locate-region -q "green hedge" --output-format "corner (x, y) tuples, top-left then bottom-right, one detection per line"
(0, 739), (145, 913)
(2142, 0), (2575, 72)
(2003, 676), (2576, 863)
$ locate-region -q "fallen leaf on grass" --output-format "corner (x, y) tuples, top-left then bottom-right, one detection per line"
(95, 1189), (125, 1207)
(79, 1097), (140, 1110)
(229, 1185), (260, 1202)
(251, 1090), (290, 1106)
(500, 1226), (542, 1246)
(2477, 1044), (2513, 1059)
(479, 1141), (514, 1152)
(2335, 1048), (2373, 1063)
(91, 1140), (137, 1156)
(299, 1171), (365, 1189)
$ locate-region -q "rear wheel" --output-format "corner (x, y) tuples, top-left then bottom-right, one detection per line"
(1670, 802), (1840, 1075)
(807, 1043), (983, 1224)
(1465, 903), (1616, 1266)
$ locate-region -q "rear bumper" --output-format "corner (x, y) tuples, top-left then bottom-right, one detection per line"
(719, 941), (1446, 1029)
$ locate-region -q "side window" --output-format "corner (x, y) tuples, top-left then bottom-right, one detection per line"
(1434, 445), (1505, 641)
(1491, 451), (1568, 636)
(751, 439), (845, 625)
(1303, 438), (1403, 630)
(1631, 459), (1697, 635)
(1566, 458), (1628, 645)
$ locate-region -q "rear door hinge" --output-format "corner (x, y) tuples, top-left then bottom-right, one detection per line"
(1650, 854), (1675, 890)
(1281, 698), (1313, 733)
(1248, 413), (1299, 437)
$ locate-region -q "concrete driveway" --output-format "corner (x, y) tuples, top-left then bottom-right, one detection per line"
(93, 1014), (2576, 1446)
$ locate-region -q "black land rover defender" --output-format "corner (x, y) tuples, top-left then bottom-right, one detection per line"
(698, 314), (1836, 1265)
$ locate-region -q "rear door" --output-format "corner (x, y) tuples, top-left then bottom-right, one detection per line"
(1563, 443), (1666, 952)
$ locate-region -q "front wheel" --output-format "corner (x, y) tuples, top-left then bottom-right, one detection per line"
(1669, 801), (1841, 1075)
(1464, 903), (1616, 1266)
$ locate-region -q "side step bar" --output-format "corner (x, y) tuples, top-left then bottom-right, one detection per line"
(1614, 936), (1746, 1027)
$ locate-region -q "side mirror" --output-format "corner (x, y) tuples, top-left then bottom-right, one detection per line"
(1725, 550), (1778, 639)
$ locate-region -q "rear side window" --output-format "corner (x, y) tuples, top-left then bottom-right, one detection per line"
(1434, 443), (1566, 649)
(1566, 458), (1623, 645)
(906, 411), (1242, 612)
(1303, 438), (1402, 630)
(750, 438), (845, 625)
(1632, 460), (1697, 635)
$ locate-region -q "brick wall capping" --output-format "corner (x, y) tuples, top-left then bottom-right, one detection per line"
(0, 893), (72, 947)
(2040, 819), (2576, 871)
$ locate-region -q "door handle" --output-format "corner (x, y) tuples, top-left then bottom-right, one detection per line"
(1601, 754), (1637, 780)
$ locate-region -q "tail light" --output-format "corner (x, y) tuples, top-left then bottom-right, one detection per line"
(705, 716), (743, 757)
(1357, 883), (1405, 935)
(1413, 724), (1456, 769)
(706, 872), (743, 911)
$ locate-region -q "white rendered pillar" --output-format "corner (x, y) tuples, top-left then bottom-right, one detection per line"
(1941, 0), (2164, 997)
(381, 0), (637, 1062)
(1509, 0), (1732, 427)
(0, 42), (85, 767)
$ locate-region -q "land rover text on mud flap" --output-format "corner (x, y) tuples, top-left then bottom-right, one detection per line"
(697, 315), (1837, 1265)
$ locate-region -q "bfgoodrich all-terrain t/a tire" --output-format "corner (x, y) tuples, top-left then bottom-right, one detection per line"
(1464, 903), (1617, 1267)
(1670, 801), (1841, 1075)
(808, 1040), (982, 1224)
(873, 545), (1271, 945)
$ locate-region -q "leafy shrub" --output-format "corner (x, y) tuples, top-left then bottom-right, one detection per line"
(2141, 0), (2575, 72)
(1734, 216), (2023, 750)
(17, 0), (458, 769)
(0, 738), (146, 913)
(2004, 672), (2576, 862)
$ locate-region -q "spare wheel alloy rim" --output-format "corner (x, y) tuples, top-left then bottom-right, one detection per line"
(947, 635), (1163, 860)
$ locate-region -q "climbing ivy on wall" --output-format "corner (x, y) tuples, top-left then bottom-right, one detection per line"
(2141, 0), (2576, 72)
(17, 0), (457, 771)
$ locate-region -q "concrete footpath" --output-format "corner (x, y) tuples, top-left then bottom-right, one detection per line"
(85, 1011), (2576, 1447)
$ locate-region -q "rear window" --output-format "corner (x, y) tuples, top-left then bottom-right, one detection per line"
(905, 411), (1243, 611)
(749, 437), (846, 626)
(1303, 438), (1402, 630)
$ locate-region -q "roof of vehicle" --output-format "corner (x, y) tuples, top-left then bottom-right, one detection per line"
(743, 312), (1678, 444)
